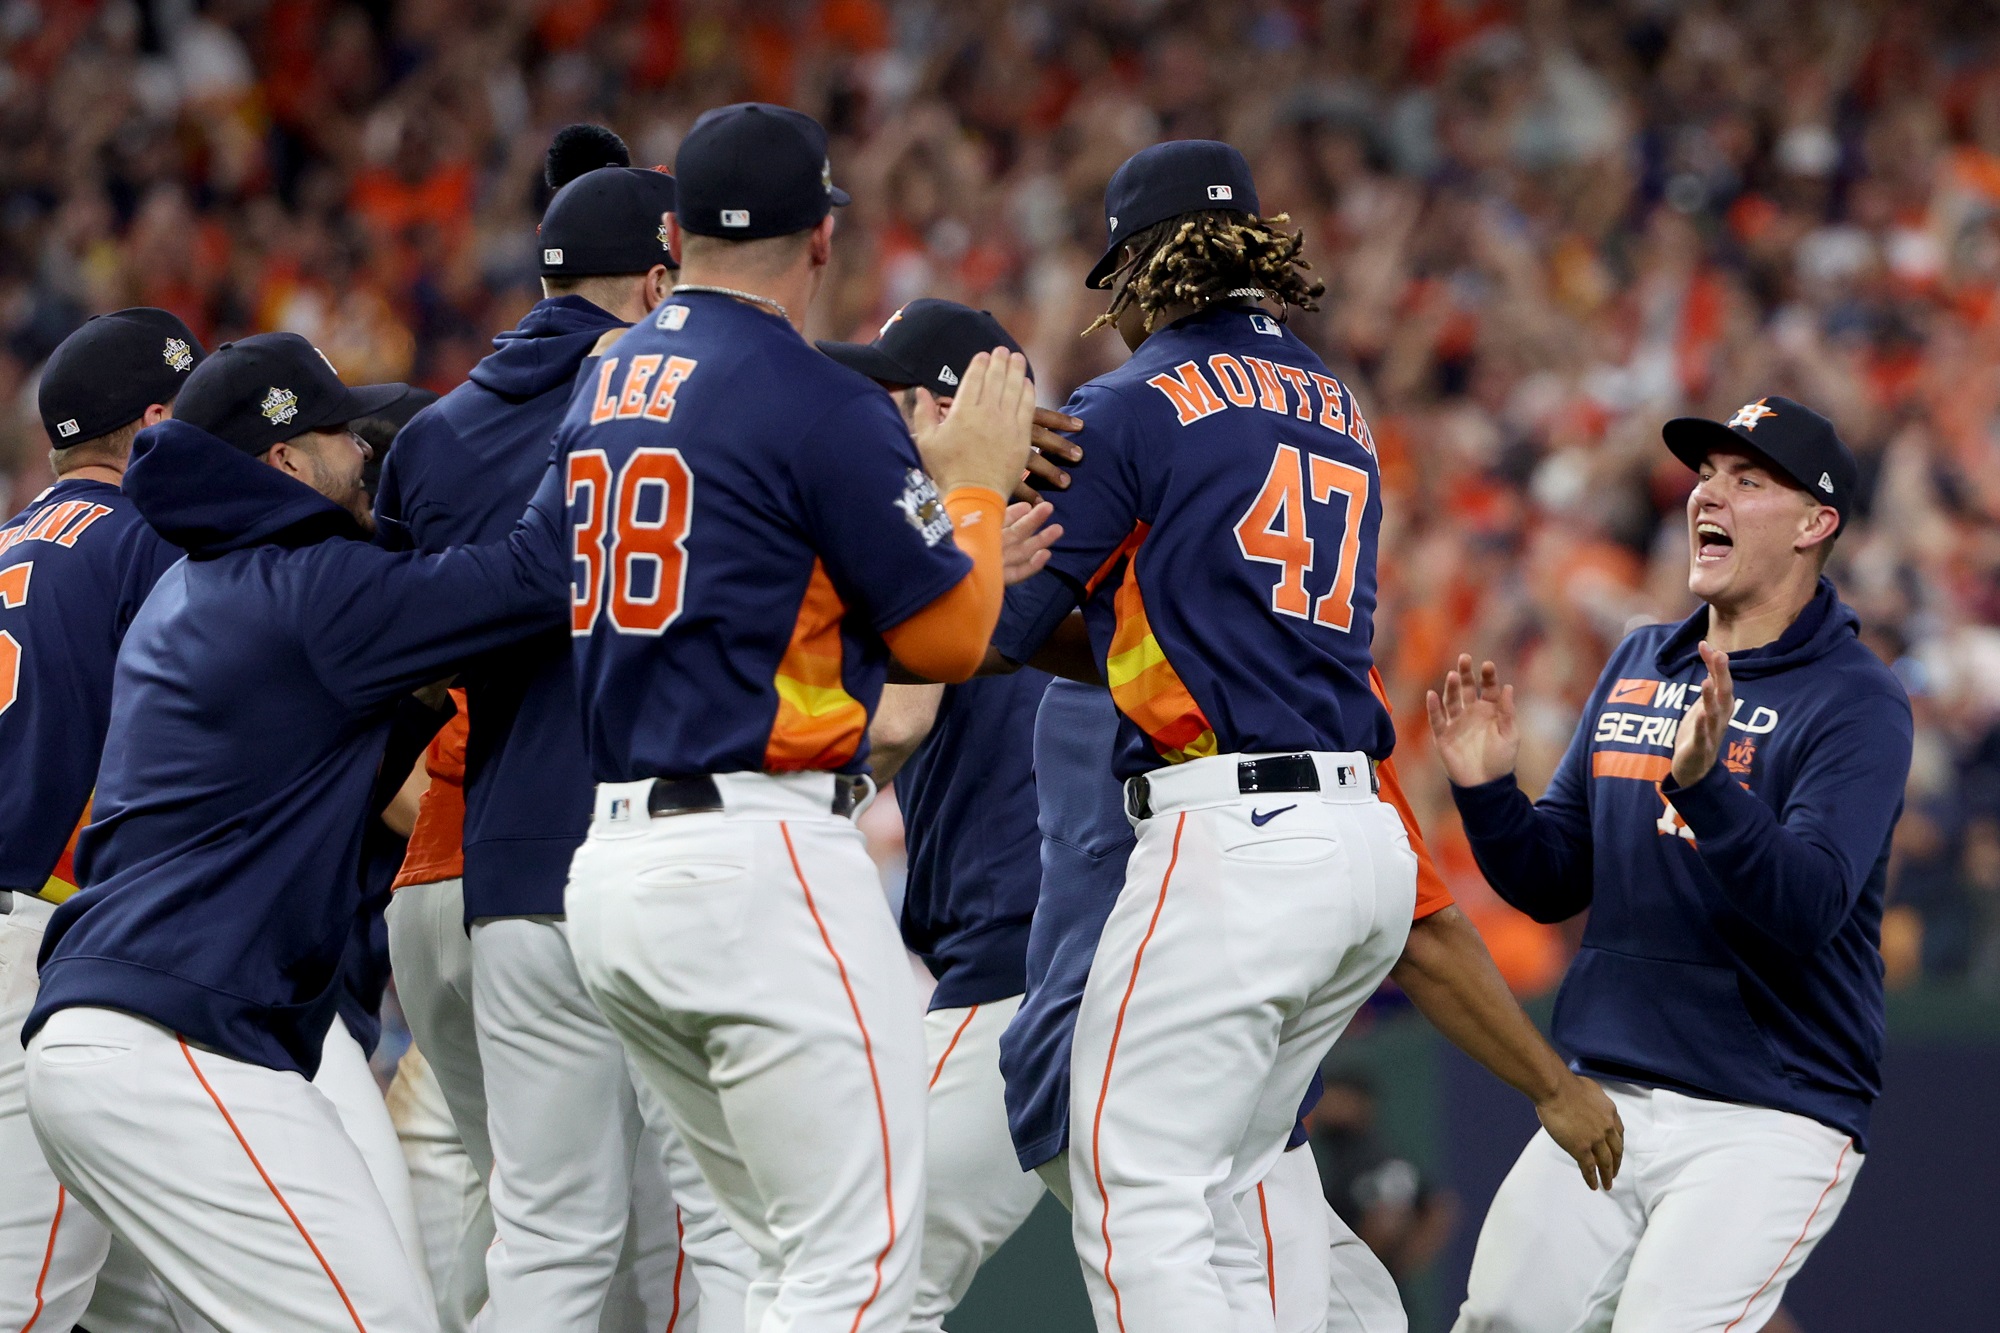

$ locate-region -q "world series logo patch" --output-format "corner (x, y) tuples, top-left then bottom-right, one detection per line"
(261, 386), (299, 425)
(163, 337), (194, 372)
(895, 469), (953, 547)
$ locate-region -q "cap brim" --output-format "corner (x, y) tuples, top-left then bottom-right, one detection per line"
(830, 185), (852, 208)
(319, 382), (413, 431)
(1661, 417), (1745, 473)
(815, 340), (921, 387)
(1085, 241), (1123, 291)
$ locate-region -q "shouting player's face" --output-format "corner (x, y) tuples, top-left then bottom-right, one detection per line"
(1686, 448), (1835, 608)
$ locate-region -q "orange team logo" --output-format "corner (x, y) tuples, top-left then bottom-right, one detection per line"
(1607, 678), (1657, 706)
(1728, 399), (1777, 431)
(1725, 736), (1757, 776)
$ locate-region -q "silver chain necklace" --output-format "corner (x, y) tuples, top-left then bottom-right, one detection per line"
(672, 284), (791, 324)
(1225, 286), (1269, 301)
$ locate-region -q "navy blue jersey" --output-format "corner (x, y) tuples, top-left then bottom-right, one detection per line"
(992, 306), (1391, 779)
(895, 669), (1051, 1009)
(376, 295), (623, 918)
(0, 479), (180, 898)
(551, 292), (971, 780)
(1453, 581), (1910, 1148)
(28, 420), (567, 1077)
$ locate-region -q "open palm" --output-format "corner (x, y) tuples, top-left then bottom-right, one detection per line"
(1425, 654), (1520, 788)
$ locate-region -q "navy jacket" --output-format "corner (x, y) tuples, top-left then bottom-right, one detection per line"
(375, 295), (623, 919)
(28, 419), (568, 1076)
(896, 670), (1051, 1009)
(1453, 580), (1911, 1148)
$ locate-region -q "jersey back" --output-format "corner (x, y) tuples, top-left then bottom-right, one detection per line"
(994, 306), (1391, 778)
(552, 292), (971, 781)
(0, 480), (180, 896)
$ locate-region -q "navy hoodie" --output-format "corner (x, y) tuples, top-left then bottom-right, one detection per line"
(1452, 580), (1911, 1148)
(375, 295), (622, 919)
(27, 419), (568, 1076)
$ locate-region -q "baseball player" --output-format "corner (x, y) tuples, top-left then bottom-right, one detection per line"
(1433, 398), (1909, 1333)
(376, 122), (751, 1333)
(985, 140), (1619, 1333)
(819, 299), (1080, 1332)
(0, 309), (201, 1333)
(552, 102), (1037, 1333)
(22, 332), (571, 1332)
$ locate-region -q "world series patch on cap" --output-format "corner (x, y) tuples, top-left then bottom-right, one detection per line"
(1662, 394), (1859, 525)
(38, 308), (206, 446)
(173, 332), (411, 458)
(816, 299), (1032, 399)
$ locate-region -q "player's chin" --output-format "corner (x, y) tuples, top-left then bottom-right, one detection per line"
(1686, 552), (1734, 600)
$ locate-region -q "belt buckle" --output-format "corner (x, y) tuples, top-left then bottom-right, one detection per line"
(1124, 775), (1153, 821)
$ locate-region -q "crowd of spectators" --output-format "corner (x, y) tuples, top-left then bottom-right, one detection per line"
(6, 0), (2000, 990)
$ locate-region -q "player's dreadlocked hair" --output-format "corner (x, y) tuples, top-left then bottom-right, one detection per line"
(1084, 209), (1325, 337)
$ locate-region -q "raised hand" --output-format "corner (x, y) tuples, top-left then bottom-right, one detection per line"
(1425, 654), (1520, 788)
(1002, 500), (1062, 586)
(1535, 1074), (1625, 1191)
(912, 348), (1036, 499)
(1671, 640), (1733, 789)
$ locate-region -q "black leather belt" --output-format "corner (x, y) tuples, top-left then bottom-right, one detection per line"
(645, 775), (866, 819)
(1124, 754), (1376, 821)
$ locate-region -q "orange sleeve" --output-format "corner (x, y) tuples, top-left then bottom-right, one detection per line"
(394, 695), (469, 890)
(880, 486), (1006, 684)
(1370, 667), (1454, 920)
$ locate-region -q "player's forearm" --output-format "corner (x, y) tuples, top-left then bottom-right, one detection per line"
(1392, 906), (1569, 1105)
(868, 683), (945, 785)
(882, 487), (1007, 683)
(1449, 776), (1594, 923)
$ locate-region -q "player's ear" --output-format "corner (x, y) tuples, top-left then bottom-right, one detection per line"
(645, 263), (672, 306)
(808, 215), (835, 269)
(663, 214), (684, 266)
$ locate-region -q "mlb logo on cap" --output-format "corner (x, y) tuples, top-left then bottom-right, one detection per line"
(1208, 185), (1234, 200)
(720, 210), (751, 228)
(57, 419), (80, 438)
(1087, 140), (1261, 289)
(544, 247), (564, 265)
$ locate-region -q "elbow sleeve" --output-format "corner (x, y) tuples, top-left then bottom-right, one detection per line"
(882, 487), (1006, 683)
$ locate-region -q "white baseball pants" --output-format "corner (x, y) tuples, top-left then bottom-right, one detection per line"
(26, 1005), (439, 1332)
(387, 877), (495, 1329)
(1251, 1144), (1406, 1333)
(2, 892), (195, 1333)
(387, 1044), (486, 1333)
(910, 994), (1047, 1332)
(318, 1009), (436, 1311)
(470, 915), (713, 1333)
(569, 772), (928, 1333)
(1455, 1082), (1861, 1333)
(1069, 751), (1416, 1333)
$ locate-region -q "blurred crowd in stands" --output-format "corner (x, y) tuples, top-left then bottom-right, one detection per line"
(6, 0), (2000, 990)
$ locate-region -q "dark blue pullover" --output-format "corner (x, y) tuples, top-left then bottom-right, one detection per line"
(28, 419), (568, 1076)
(1452, 580), (1911, 1148)
(374, 295), (622, 920)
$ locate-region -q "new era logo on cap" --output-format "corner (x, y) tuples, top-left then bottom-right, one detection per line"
(720, 210), (751, 228)
(544, 247), (564, 265)
(1818, 471), (1834, 494)
(938, 365), (959, 386)
(1207, 185), (1234, 200)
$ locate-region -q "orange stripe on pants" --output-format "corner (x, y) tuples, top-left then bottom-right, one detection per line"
(177, 1038), (369, 1332)
(780, 822), (898, 1333)
(928, 1005), (982, 1091)
(1087, 811), (1187, 1333)
(17, 1185), (65, 1333)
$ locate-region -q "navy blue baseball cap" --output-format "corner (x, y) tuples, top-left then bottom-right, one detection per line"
(40, 308), (205, 445)
(175, 332), (411, 457)
(540, 168), (679, 277)
(816, 299), (1031, 398)
(1086, 140), (1261, 290)
(1663, 395), (1858, 526)
(674, 103), (850, 240)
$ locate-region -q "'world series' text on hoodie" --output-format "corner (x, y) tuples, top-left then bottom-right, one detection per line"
(26, 419), (569, 1077)
(374, 294), (625, 919)
(1451, 579), (1911, 1148)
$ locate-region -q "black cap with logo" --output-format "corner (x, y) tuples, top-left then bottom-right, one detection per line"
(816, 300), (1031, 398)
(1662, 395), (1858, 526)
(536, 123), (679, 278)
(174, 332), (412, 458)
(1087, 140), (1261, 290)
(674, 103), (851, 240)
(39, 308), (206, 446)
